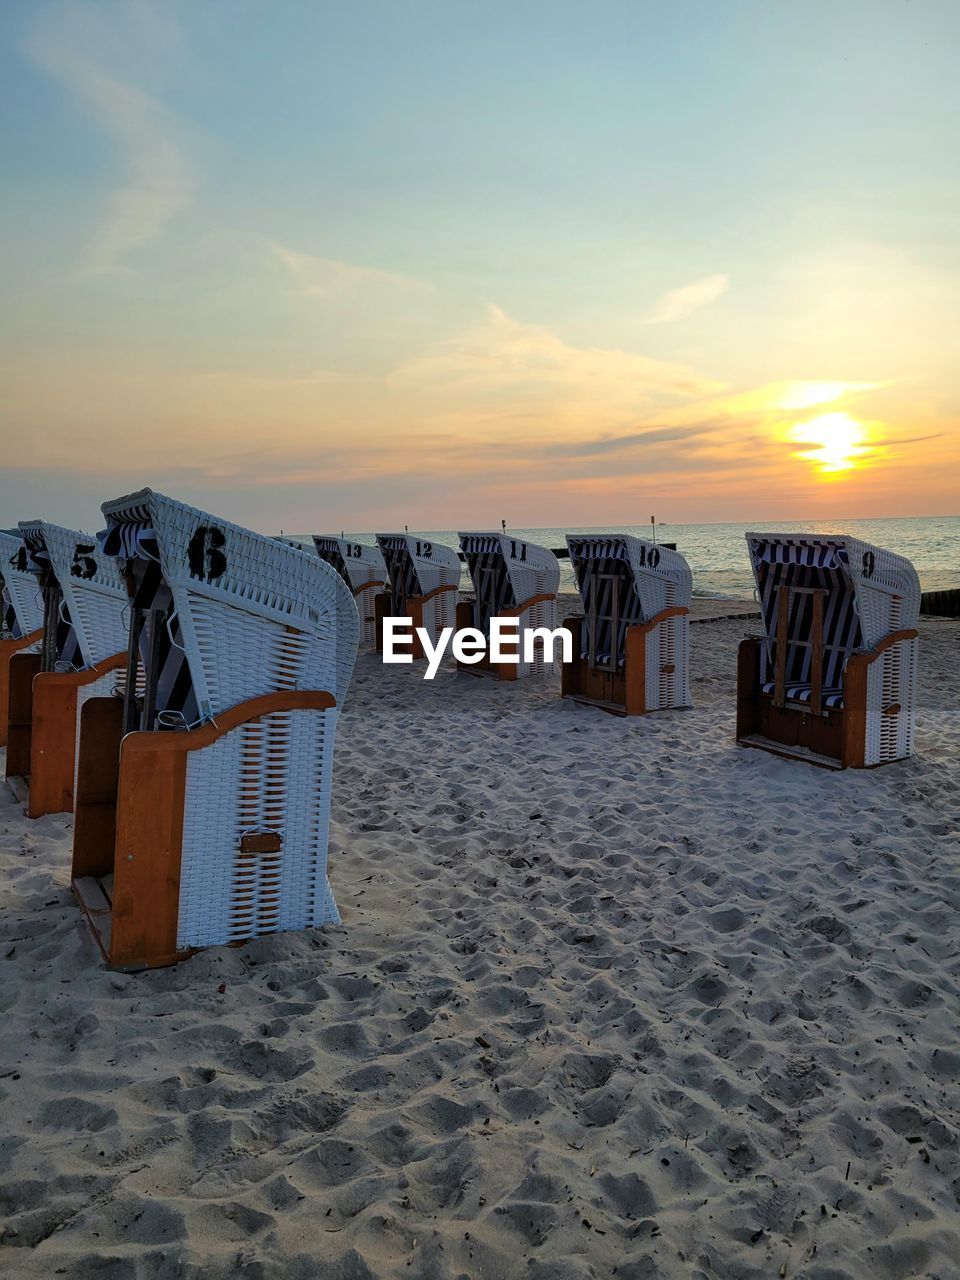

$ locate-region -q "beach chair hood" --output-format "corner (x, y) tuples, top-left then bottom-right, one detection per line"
(375, 533), (461, 607)
(456, 532), (561, 679)
(100, 490), (359, 721)
(745, 533), (920, 670)
(313, 536), (388, 593)
(0, 529), (44, 642)
(566, 534), (692, 665)
(17, 519), (127, 671)
(458, 532), (560, 614)
(313, 536), (387, 649)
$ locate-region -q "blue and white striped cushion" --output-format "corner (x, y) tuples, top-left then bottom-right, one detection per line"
(761, 681), (844, 709)
(98, 522), (159, 561)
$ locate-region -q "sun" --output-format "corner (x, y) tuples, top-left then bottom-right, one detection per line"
(790, 411), (870, 475)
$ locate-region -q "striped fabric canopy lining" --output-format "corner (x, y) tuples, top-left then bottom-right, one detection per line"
(760, 681), (845, 709)
(752, 539), (846, 570)
(569, 550), (644, 667)
(463, 548), (517, 634)
(314, 541), (348, 584)
(380, 542), (421, 615)
(21, 530), (84, 671)
(755, 556), (862, 695)
(99, 523), (160, 562)
(568, 537), (631, 564)
(1, 584), (20, 640)
(460, 534), (501, 556)
(101, 521), (199, 728)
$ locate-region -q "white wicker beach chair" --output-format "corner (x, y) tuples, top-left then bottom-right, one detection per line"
(71, 489), (359, 970)
(374, 533), (460, 658)
(457, 532), (561, 679)
(0, 529), (45, 748)
(561, 534), (692, 715)
(737, 533), (920, 768)
(313, 537), (387, 649)
(4, 521), (127, 817)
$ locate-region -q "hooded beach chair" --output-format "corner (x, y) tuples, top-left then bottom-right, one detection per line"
(70, 489), (358, 970)
(737, 533), (920, 768)
(4, 521), (127, 817)
(374, 533), (460, 659)
(456, 532), (561, 679)
(561, 534), (692, 715)
(0, 529), (45, 747)
(313, 537), (388, 649)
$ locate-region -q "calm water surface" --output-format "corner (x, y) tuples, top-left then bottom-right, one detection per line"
(299, 516), (960, 599)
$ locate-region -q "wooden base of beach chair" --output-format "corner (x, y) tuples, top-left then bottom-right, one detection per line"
(737, 735), (846, 770)
(0, 630), (42, 749)
(6, 774), (31, 808)
(5, 650), (42, 802)
(561, 612), (687, 715)
(16, 652), (126, 818)
(735, 634), (917, 769)
(72, 688), (337, 970)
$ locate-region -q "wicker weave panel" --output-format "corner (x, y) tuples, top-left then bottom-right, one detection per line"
(0, 530), (44, 640)
(177, 707), (340, 947)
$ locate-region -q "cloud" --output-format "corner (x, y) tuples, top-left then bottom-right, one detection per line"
(24, 2), (191, 272)
(646, 274), (729, 324)
(390, 304), (723, 405)
(271, 243), (432, 297)
(547, 421), (724, 457)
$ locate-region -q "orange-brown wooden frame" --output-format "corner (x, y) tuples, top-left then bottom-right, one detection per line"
(5, 650), (42, 788)
(561, 607), (688, 715)
(24, 652), (126, 818)
(72, 688), (337, 970)
(0, 628), (41, 748)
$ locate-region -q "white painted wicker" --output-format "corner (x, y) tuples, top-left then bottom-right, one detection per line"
(18, 520), (128, 669)
(0, 529), (44, 641)
(313, 536), (388, 649)
(458, 532), (561, 677)
(375, 533), (460, 648)
(744, 533), (920, 766)
(100, 489), (359, 950)
(566, 534), (693, 710)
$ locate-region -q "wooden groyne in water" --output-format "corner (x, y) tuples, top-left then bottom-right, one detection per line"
(920, 588), (960, 617)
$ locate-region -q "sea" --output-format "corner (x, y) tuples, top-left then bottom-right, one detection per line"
(308, 516), (960, 600)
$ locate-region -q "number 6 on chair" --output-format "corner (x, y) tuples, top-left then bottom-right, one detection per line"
(71, 489), (359, 970)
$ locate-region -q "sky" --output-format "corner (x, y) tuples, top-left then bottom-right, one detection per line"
(1, 0), (958, 535)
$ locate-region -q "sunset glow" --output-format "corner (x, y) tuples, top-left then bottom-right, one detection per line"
(0, 2), (957, 531)
(790, 413), (872, 476)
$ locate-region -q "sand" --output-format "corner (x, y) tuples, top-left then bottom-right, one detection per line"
(1, 612), (958, 1279)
